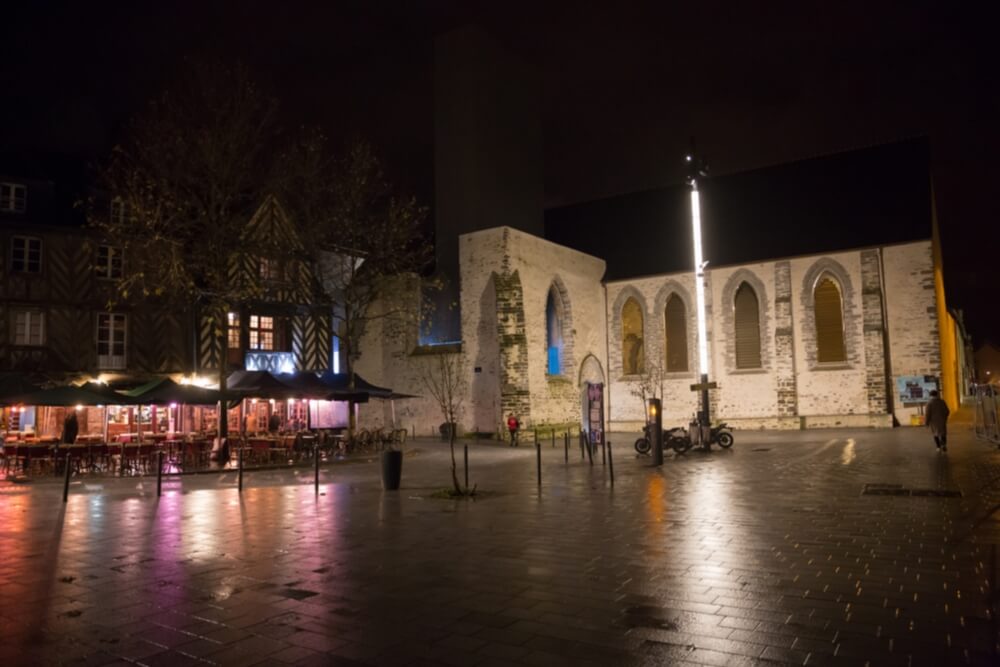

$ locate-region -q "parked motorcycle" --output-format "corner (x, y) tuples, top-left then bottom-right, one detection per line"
(688, 420), (735, 450)
(634, 423), (692, 455)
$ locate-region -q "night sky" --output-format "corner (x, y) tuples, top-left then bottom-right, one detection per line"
(2, 1), (997, 343)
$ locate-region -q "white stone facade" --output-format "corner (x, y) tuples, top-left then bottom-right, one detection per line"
(358, 230), (941, 436)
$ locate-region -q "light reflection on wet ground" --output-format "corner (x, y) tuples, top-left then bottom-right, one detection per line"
(1, 424), (999, 665)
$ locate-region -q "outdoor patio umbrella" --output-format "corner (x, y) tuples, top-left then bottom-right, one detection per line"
(121, 377), (227, 405)
(0, 372), (42, 404)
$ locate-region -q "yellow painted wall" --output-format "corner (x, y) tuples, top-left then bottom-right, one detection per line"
(931, 188), (959, 411)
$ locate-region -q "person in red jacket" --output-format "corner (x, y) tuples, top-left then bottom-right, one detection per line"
(507, 413), (520, 447)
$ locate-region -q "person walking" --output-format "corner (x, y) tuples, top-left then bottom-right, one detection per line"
(925, 390), (950, 452)
(507, 413), (520, 447)
(61, 410), (79, 445)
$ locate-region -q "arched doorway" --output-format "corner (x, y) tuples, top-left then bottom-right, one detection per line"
(579, 355), (605, 445)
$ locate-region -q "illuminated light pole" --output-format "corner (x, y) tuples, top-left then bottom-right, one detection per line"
(686, 148), (715, 441)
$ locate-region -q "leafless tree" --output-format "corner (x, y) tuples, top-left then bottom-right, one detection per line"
(416, 351), (469, 495)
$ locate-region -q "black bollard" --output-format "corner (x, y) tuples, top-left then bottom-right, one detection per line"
(564, 433), (568, 463)
(62, 452), (72, 503)
(580, 432), (585, 460)
(120, 445), (126, 477)
(586, 435), (594, 466)
(157, 450), (164, 497)
(608, 442), (615, 486)
(314, 443), (320, 494)
(536, 441), (542, 487)
(602, 439), (607, 466)
(551, 430), (555, 448)
(464, 444), (469, 490)
(238, 446), (244, 492)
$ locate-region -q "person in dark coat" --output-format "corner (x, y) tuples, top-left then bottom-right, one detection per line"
(61, 410), (79, 445)
(924, 390), (950, 452)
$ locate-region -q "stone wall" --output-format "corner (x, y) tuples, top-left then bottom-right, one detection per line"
(882, 240), (941, 426)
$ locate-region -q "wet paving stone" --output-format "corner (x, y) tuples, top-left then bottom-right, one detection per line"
(2, 420), (1000, 665)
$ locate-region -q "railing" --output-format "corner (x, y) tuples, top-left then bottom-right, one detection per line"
(973, 384), (1000, 445)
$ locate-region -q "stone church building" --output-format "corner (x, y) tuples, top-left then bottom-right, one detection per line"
(354, 30), (964, 438)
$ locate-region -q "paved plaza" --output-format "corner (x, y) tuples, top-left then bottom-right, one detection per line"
(2, 414), (999, 666)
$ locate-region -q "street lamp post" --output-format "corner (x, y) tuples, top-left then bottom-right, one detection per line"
(686, 148), (715, 443)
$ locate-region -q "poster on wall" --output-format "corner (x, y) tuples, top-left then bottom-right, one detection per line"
(895, 375), (939, 404)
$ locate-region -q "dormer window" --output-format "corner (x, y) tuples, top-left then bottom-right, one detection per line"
(0, 183), (27, 213)
(110, 197), (127, 225)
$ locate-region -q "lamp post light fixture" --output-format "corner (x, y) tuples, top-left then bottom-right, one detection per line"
(686, 148), (715, 439)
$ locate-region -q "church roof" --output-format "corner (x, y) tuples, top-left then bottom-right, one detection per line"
(544, 138), (932, 281)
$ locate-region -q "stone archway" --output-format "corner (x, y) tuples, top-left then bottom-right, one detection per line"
(579, 354), (606, 444)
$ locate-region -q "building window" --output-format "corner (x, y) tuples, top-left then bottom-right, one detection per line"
(0, 183), (27, 213)
(97, 313), (127, 369)
(249, 315), (274, 350)
(259, 257), (282, 281)
(110, 197), (127, 225)
(13, 310), (44, 346)
(96, 245), (124, 280)
(227, 312), (241, 350)
(621, 297), (644, 375)
(814, 276), (846, 363)
(664, 294), (688, 372)
(11, 236), (41, 273)
(734, 282), (762, 369)
(546, 287), (564, 375)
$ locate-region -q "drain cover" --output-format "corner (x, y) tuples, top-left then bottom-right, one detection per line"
(910, 489), (962, 498)
(862, 484), (909, 496)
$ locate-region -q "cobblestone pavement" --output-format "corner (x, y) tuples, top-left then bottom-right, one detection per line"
(2, 416), (1000, 666)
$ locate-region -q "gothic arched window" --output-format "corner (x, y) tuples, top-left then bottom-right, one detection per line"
(546, 287), (564, 375)
(664, 294), (688, 372)
(621, 297), (644, 375)
(734, 282), (762, 369)
(814, 276), (846, 363)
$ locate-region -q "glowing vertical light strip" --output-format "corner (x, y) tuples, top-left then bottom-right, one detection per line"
(691, 185), (709, 376)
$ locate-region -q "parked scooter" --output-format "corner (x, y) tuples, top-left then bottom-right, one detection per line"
(634, 423), (692, 455)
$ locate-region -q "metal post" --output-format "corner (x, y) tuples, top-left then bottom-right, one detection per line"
(157, 450), (164, 497)
(564, 433), (568, 463)
(119, 445), (126, 477)
(580, 432), (585, 459)
(650, 398), (664, 466)
(314, 443), (320, 493)
(536, 441), (541, 487)
(551, 430), (555, 448)
(602, 438), (607, 466)
(608, 442), (614, 486)
(586, 434), (594, 466)
(238, 446), (244, 492)
(62, 452), (71, 503)
(464, 444), (468, 490)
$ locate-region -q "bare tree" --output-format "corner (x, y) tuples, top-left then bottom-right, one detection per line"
(89, 61), (282, 437)
(416, 351), (469, 495)
(629, 358), (665, 416)
(282, 137), (432, 433)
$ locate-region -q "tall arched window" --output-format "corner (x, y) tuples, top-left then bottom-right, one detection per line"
(734, 282), (761, 369)
(621, 297), (644, 375)
(664, 294), (688, 372)
(546, 287), (564, 375)
(814, 277), (846, 362)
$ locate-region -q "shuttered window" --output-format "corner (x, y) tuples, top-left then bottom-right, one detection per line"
(814, 277), (846, 362)
(621, 297), (644, 375)
(664, 294), (688, 372)
(734, 283), (761, 369)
